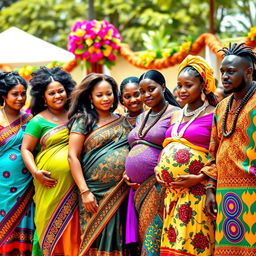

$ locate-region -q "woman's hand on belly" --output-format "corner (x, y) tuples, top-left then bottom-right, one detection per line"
(34, 170), (57, 188)
(123, 171), (140, 190)
(81, 191), (98, 213)
(171, 173), (206, 189)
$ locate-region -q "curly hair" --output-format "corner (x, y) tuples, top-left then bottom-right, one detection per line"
(139, 70), (180, 107)
(118, 76), (139, 105)
(29, 66), (76, 115)
(218, 43), (256, 80)
(0, 71), (27, 106)
(68, 73), (119, 133)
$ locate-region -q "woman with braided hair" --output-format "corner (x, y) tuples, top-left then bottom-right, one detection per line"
(0, 71), (34, 255)
(21, 67), (80, 256)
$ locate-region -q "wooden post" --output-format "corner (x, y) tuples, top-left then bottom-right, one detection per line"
(209, 0), (215, 34)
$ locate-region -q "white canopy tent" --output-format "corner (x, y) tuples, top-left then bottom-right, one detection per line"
(0, 27), (74, 67)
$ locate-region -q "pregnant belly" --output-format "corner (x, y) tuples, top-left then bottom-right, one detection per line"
(155, 142), (208, 183)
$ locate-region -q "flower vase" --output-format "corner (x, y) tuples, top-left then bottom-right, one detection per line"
(87, 63), (103, 74)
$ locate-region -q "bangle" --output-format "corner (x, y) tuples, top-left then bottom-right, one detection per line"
(80, 189), (90, 195)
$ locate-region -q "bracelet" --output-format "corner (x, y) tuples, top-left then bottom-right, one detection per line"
(205, 184), (216, 189)
(80, 189), (90, 195)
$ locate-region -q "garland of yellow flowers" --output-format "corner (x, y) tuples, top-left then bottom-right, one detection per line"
(1, 29), (255, 78)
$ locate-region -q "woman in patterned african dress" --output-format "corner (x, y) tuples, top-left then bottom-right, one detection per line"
(155, 55), (218, 256)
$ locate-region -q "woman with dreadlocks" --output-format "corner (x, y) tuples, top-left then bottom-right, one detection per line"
(154, 55), (218, 256)
(201, 43), (256, 256)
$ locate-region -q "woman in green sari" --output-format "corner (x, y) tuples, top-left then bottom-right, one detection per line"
(68, 73), (131, 256)
(21, 67), (81, 256)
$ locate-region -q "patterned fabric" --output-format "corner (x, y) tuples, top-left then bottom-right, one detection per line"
(25, 118), (80, 256)
(125, 105), (179, 256)
(0, 113), (35, 256)
(71, 115), (131, 256)
(177, 55), (216, 95)
(201, 94), (256, 256)
(155, 113), (215, 256)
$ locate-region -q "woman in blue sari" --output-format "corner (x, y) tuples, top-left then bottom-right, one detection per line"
(0, 71), (34, 255)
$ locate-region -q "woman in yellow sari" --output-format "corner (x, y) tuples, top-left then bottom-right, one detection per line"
(21, 67), (80, 256)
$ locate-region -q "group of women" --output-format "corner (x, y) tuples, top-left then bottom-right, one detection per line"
(0, 55), (218, 256)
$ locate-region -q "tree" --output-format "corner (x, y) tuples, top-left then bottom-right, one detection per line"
(0, 0), (254, 51)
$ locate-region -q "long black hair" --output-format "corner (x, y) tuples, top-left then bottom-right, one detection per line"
(0, 71), (27, 106)
(139, 70), (180, 107)
(29, 66), (76, 115)
(218, 43), (256, 81)
(67, 73), (119, 134)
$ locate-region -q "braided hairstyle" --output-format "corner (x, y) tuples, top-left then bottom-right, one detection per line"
(29, 66), (76, 115)
(0, 71), (27, 106)
(179, 66), (218, 106)
(67, 73), (119, 134)
(218, 43), (256, 81)
(139, 70), (180, 107)
(118, 76), (139, 105)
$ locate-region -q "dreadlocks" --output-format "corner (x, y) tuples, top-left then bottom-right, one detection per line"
(218, 43), (256, 80)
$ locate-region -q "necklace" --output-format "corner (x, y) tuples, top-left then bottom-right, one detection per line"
(0, 108), (22, 131)
(125, 114), (137, 129)
(183, 101), (209, 117)
(138, 104), (168, 138)
(171, 102), (209, 139)
(222, 82), (256, 138)
(48, 109), (60, 122)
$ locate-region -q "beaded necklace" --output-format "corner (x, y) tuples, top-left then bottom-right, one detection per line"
(222, 82), (256, 138)
(138, 103), (168, 138)
(171, 101), (209, 139)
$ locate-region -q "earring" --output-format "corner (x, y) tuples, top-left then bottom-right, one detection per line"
(91, 103), (94, 109)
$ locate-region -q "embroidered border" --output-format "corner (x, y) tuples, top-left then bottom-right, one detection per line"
(0, 114), (32, 146)
(134, 175), (156, 213)
(160, 247), (195, 256)
(215, 246), (256, 256)
(79, 180), (129, 256)
(0, 183), (34, 246)
(41, 185), (78, 256)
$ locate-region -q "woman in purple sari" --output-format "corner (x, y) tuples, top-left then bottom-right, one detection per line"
(124, 70), (180, 255)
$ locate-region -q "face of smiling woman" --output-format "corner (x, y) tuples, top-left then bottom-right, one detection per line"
(139, 78), (166, 113)
(44, 81), (67, 111)
(90, 80), (114, 114)
(122, 82), (143, 116)
(3, 84), (27, 112)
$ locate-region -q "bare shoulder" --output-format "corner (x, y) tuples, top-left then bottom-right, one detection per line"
(205, 105), (215, 114)
(170, 109), (183, 124)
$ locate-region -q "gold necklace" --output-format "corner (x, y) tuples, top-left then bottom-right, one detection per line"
(1, 108), (22, 131)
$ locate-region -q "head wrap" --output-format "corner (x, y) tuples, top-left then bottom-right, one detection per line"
(178, 55), (216, 94)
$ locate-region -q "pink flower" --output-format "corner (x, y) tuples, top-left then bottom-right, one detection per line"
(108, 52), (116, 62)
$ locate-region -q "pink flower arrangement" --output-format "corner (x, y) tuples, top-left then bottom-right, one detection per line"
(68, 20), (122, 68)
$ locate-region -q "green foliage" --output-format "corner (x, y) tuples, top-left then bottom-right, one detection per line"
(0, 0), (254, 51)
(0, 0), (86, 49)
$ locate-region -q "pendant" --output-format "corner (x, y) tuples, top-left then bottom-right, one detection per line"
(52, 116), (59, 122)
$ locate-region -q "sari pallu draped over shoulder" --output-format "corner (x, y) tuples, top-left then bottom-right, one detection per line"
(0, 113), (35, 256)
(79, 116), (130, 256)
(33, 124), (80, 256)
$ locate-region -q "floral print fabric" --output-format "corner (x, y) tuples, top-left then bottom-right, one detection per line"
(155, 142), (215, 256)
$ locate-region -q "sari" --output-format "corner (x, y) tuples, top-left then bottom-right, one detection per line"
(125, 105), (179, 256)
(26, 119), (81, 256)
(71, 115), (131, 256)
(201, 94), (256, 256)
(155, 114), (215, 256)
(0, 113), (35, 256)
